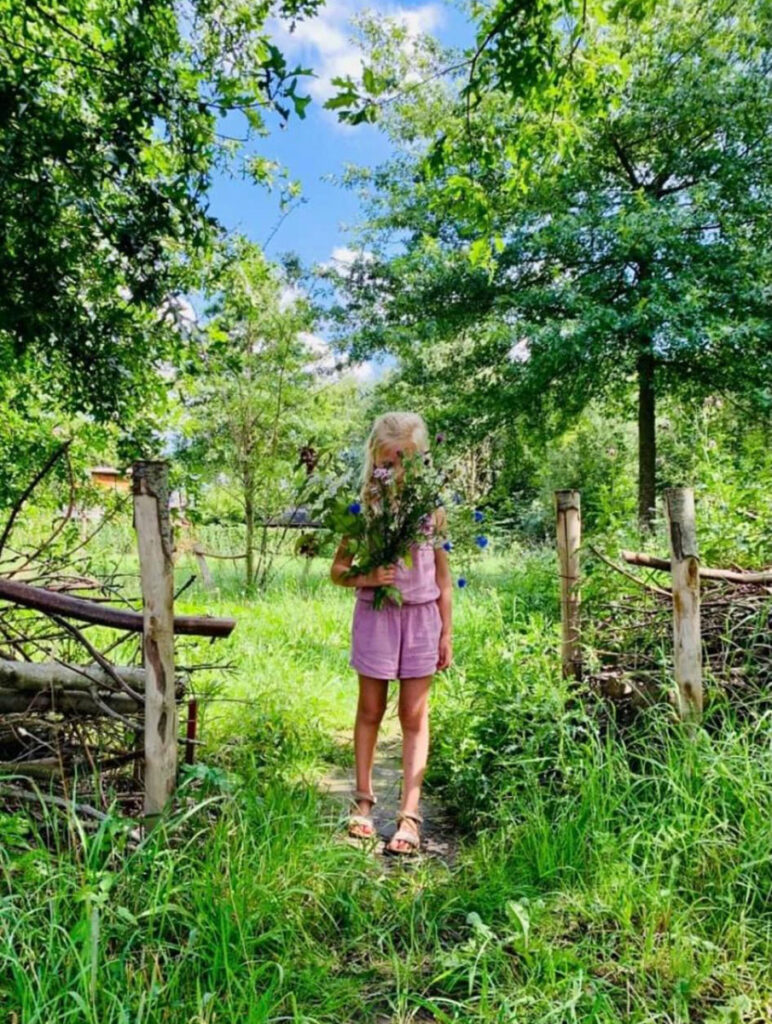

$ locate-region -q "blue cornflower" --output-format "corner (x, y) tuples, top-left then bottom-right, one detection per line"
(473, 509), (484, 523)
(443, 540), (453, 552)
(348, 502), (362, 515)
(475, 535), (488, 548)
(457, 577), (467, 588)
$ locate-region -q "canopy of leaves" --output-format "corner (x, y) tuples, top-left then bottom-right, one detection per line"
(325, 0), (772, 438)
(0, 0), (317, 423)
(175, 237), (364, 530)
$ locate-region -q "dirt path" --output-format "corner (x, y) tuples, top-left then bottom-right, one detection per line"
(319, 715), (460, 865)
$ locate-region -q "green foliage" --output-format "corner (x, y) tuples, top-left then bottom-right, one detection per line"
(0, 0), (318, 423)
(4, 547), (772, 1021)
(325, 0), (772, 520)
(174, 236), (362, 588)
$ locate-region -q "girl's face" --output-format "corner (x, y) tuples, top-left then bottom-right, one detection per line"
(370, 438), (423, 489)
(374, 440), (416, 485)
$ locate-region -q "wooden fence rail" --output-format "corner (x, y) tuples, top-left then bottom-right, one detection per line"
(0, 578), (235, 638)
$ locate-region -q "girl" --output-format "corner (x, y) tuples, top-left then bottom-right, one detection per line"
(330, 412), (453, 856)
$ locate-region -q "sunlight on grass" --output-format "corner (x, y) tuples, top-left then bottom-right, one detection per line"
(3, 548), (772, 1022)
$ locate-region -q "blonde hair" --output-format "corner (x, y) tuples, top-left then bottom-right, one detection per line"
(360, 411), (430, 501)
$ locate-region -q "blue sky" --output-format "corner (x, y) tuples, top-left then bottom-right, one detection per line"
(206, 1), (475, 273)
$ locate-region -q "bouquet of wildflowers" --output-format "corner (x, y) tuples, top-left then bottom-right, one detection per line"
(341, 449), (447, 609)
(306, 437), (492, 607)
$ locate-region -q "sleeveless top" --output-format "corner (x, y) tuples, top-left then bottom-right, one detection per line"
(355, 541), (440, 604)
(355, 518), (441, 606)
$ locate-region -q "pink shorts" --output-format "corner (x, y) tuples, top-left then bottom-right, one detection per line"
(350, 599), (443, 680)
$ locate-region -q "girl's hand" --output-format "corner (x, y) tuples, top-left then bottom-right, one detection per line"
(362, 565), (397, 587)
(437, 633), (453, 671)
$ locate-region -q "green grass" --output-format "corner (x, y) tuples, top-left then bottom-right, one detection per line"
(2, 548), (772, 1022)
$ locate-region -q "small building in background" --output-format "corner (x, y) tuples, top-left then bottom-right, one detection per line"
(90, 466), (131, 493)
(89, 466), (188, 516)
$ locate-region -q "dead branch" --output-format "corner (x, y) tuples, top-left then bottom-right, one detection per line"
(621, 550), (772, 584)
(0, 577), (236, 637)
(0, 442), (71, 558)
(588, 545), (671, 597)
(0, 657), (147, 694)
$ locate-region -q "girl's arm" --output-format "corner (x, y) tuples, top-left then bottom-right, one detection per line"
(433, 509), (453, 669)
(330, 537), (396, 588)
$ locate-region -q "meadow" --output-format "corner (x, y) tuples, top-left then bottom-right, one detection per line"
(2, 538), (772, 1023)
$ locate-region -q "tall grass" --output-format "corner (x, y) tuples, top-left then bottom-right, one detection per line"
(2, 547), (772, 1021)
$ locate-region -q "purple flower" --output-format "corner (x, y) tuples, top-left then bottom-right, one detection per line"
(442, 540), (453, 552)
(473, 509), (484, 523)
(457, 577), (467, 588)
(436, 432), (445, 444)
(373, 467), (392, 482)
(348, 502), (362, 515)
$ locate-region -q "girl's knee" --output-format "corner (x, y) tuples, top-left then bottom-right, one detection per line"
(398, 704), (428, 734)
(358, 701), (387, 727)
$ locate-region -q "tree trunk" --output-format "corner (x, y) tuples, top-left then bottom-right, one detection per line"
(637, 340), (656, 531)
(245, 492), (254, 589)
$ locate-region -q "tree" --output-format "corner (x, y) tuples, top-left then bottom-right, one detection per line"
(0, 0), (319, 424)
(177, 238), (362, 589)
(325, 0), (772, 527)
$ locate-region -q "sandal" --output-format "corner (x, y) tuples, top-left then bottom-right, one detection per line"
(348, 790), (377, 839)
(385, 809), (423, 857)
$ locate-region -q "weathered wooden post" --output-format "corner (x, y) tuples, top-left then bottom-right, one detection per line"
(133, 461), (177, 818)
(665, 487), (702, 723)
(555, 490), (582, 680)
(192, 543), (214, 590)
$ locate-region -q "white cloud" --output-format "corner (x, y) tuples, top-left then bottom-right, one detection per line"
(508, 338), (530, 363)
(318, 246), (375, 277)
(299, 330), (339, 374)
(158, 294), (198, 334)
(279, 283), (305, 311)
(331, 245), (374, 265)
(348, 360), (377, 382)
(298, 329), (329, 354)
(297, 328), (380, 385)
(271, 0), (445, 111)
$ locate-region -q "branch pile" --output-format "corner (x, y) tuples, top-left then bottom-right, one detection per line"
(585, 548), (772, 721)
(0, 445), (230, 816)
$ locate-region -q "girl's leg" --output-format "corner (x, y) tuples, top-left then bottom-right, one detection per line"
(387, 674), (432, 853)
(352, 674), (388, 833)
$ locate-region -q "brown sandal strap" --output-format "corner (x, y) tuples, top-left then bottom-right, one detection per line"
(348, 814), (375, 829)
(397, 809), (422, 825)
(389, 828), (420, 849)
(352, 790), (377, 805)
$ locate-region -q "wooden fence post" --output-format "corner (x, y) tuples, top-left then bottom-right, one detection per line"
(133, 461), (177, 818)
(665, 487), (703, 723)
(555, 490), (582, 680)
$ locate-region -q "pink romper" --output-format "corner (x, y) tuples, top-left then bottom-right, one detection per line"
(349, 539), (443, 680)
